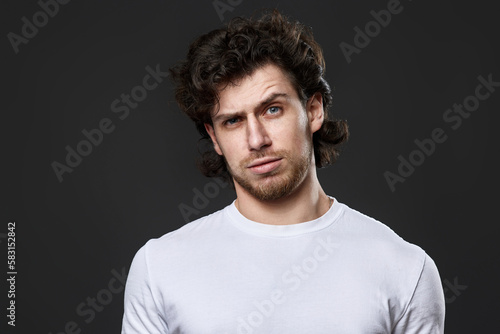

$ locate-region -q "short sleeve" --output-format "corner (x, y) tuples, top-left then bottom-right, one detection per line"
(121, 244), (169, 334)
(392, 253), (446, 334)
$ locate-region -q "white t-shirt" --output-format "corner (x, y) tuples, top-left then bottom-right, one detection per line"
(121, 198), (445, 333)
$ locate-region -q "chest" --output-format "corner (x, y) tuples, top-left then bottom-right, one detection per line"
(154, 247), (396, 334)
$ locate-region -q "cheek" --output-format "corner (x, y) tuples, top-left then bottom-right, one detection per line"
(217, 135), (240, 160)
(291, 115), (312, 147)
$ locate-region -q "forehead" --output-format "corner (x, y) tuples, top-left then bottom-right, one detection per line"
(215, 64), (299, 115)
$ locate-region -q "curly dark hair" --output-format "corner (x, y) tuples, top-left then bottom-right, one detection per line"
(170, 9), (349, 183)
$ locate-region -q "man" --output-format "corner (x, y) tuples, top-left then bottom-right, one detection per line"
(122, 10), (445, 333)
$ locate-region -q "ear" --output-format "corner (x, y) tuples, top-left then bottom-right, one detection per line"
(306, 92), (324, 134)
(204, 123), (223, 155)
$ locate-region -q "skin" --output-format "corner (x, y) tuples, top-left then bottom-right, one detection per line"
(205, 63), (332, 225)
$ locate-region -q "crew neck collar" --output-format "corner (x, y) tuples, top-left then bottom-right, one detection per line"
(225, 197), (343, 237)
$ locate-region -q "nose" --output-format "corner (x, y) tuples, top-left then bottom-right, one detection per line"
(246, 116), (271, 151)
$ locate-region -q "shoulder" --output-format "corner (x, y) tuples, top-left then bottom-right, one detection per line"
(136, 204), (231, 263)
(336, 201), (444, 315)
(335, 201), (430, 285)
(338, 202), (425, 259)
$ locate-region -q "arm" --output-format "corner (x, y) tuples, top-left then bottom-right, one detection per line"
(392, 253), (446, 333)
(121, 244), (169, 334)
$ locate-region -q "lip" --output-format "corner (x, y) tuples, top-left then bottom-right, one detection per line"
(247, 157), (282, 174)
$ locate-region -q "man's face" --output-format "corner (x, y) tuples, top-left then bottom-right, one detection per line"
(205, 63), (324, 201)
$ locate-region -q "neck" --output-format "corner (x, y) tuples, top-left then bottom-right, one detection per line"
(234, 169), (331, 225)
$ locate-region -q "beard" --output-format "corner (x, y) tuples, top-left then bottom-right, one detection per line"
(226, 146), (312, 201)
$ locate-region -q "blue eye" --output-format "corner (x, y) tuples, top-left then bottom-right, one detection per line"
(225, 118), (239, 125)
(267, 106), (280, 114)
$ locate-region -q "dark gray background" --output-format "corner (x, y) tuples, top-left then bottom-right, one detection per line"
(2, 0), (499, 333)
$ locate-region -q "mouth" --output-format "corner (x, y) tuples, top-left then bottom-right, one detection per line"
(247, 157), (282, 175)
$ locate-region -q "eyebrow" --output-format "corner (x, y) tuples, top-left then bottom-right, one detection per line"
(212, 92), (290, 124)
